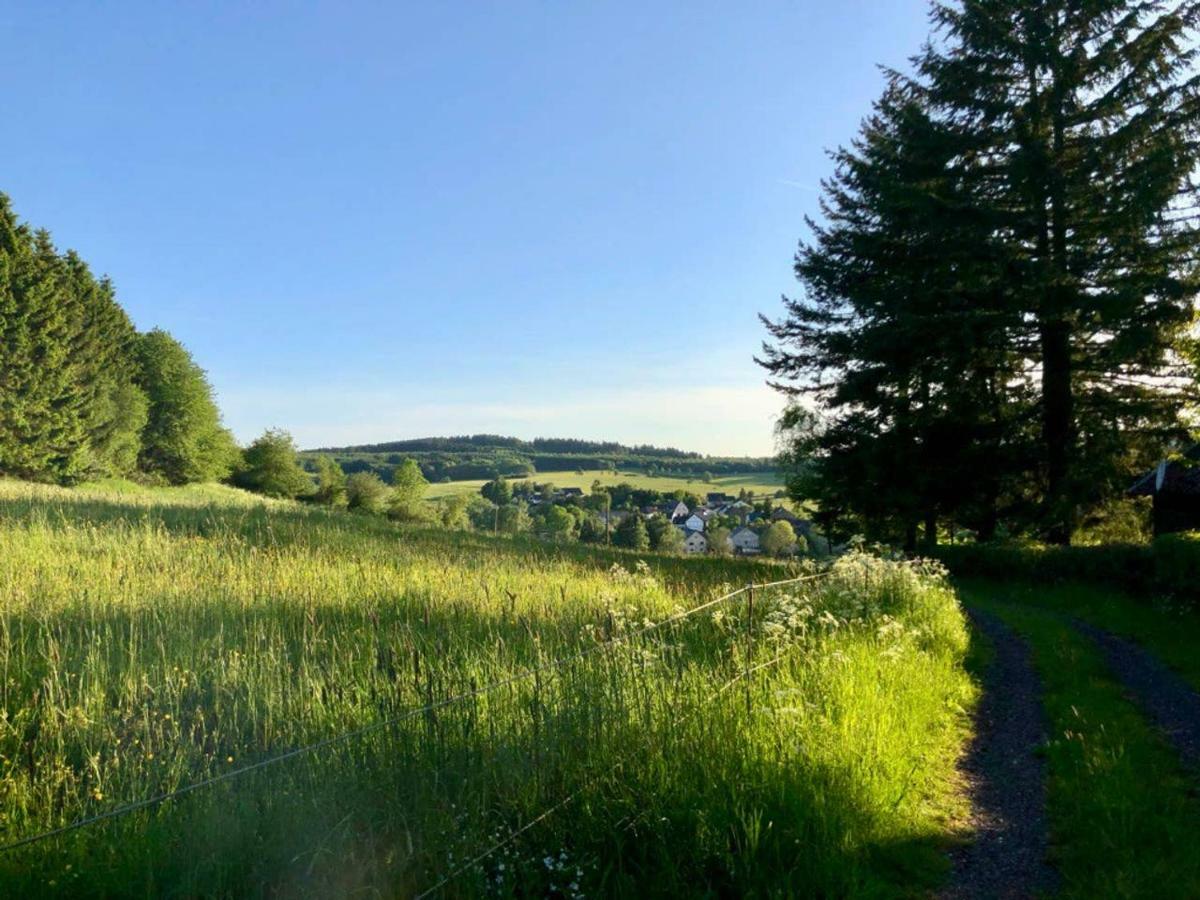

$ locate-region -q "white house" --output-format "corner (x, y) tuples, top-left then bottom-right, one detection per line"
(681, 528), (708, 555)
(684, 509), (713, 532)
(666, 500), (690, 522)
(731, 526), (761, 555)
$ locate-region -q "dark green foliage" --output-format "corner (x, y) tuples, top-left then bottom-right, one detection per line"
(578, 515), (605, 544)
(234, 429), (312, 499)
(346, 472), (389, 514)
(134, 329), (238, 484)
(645, 513), (674, 550)
(303, 435), (775, 484)
(436, 493), (471, 529)
(0, 195), (149, 483)
(935, 532), (1200, 605)
(538, 504), (576, 542)
(312, 455), (347, 506)
(647, 513), (687, 553)
(496, 502), (532, 535)
(763, 1), (1200, 546)
(480, 476), (512, 506)
(613, 513), (650, 551)
(388, 458), (428, 521)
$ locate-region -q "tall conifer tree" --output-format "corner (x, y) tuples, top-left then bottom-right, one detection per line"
(764, 1), (1200, 544)
(919, 0), (1200, 541)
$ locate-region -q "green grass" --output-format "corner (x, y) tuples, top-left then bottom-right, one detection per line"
(0, 480), (971, 897)
(963, 585), (1200, 898)
(960, 578), (1200, 692)
(423, 469), (786, 502)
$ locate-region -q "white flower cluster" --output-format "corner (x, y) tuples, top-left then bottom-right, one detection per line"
(471, 839), (590, 898)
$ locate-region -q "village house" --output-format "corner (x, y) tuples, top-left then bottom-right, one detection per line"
(665, 500), (690, 523)
(680, 527), (708, 554)
(684, 508), (713, 532)
(770, 506), (815, 538)
(730, 526), (761, 555)
(1129, 446), (1200, 536)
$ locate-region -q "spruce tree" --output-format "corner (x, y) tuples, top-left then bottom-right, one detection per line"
(762, 86), (1025, 547)
(0, 202), (90, 482)
(917, 0), (1200, 541)
(764, 1), (1200, 544)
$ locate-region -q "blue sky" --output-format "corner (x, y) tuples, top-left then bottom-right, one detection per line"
(4, 1), (930, 456)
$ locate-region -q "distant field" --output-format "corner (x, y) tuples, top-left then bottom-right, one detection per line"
(424, 469), (785, 501)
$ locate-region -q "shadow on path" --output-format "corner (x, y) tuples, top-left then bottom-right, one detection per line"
(944, 608), (1055, 899)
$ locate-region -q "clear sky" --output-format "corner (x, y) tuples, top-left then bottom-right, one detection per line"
(4, 1), (930, 456)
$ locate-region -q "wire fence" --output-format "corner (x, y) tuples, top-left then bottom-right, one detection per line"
(413, 621), (821, 899)
(0, 569), (830, 870)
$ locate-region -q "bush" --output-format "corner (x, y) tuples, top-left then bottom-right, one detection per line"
(932, 535), (1200, 606)
(388, 459), (429, 522)
(346, 472), (389, 514)
(235, 429), (312, 499)
(1152, 532), (1200, 601)
(313, 455), (347, 506)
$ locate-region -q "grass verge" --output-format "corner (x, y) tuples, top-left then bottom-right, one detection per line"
(961, 578), (1200, 692)
(963, 587), (1200, 898)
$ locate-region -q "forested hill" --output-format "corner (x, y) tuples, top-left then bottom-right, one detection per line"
(303, 435), (775, 483)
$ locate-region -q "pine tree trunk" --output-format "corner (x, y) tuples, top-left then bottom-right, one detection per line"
(922, 511), (937, 549)
(1043, 29), (1074, 547)
(1041, 318), (1073, 544)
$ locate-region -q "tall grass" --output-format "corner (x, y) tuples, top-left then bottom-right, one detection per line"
(0, 481), (973, 896)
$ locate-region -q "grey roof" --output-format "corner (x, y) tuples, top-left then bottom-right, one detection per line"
(1130, 445), (1200, 497)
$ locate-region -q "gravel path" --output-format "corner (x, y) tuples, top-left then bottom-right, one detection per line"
(1070, 619), (1200, 768)
(943, 609), (1055, 899)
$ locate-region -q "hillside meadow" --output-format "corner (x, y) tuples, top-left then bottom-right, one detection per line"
(0, 480), (972, 897)
(423, 469), (786, 503)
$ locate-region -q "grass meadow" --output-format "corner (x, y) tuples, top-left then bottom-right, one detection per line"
(0, 480), (972, 897)
(422, 470), (786, 502)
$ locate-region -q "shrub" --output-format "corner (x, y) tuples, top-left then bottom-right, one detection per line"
(234, 429), (312, 499)
(346, 472), (389, 514)
(313, 455), (347, 506)
(932, 535), (1200, 606)
(1152, 532), (1200, 602)
(387, 459), (429, 521)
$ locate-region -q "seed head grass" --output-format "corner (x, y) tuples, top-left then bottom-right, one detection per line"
(0, 480), (974, 897)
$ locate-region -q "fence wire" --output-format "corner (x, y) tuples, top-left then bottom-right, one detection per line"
(414, 579), (829, 898)
(0, 571), (828, 858)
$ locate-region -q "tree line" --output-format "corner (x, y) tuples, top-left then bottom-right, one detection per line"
(1, 194), (238, 485)
(762, 0), (1200, 549)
